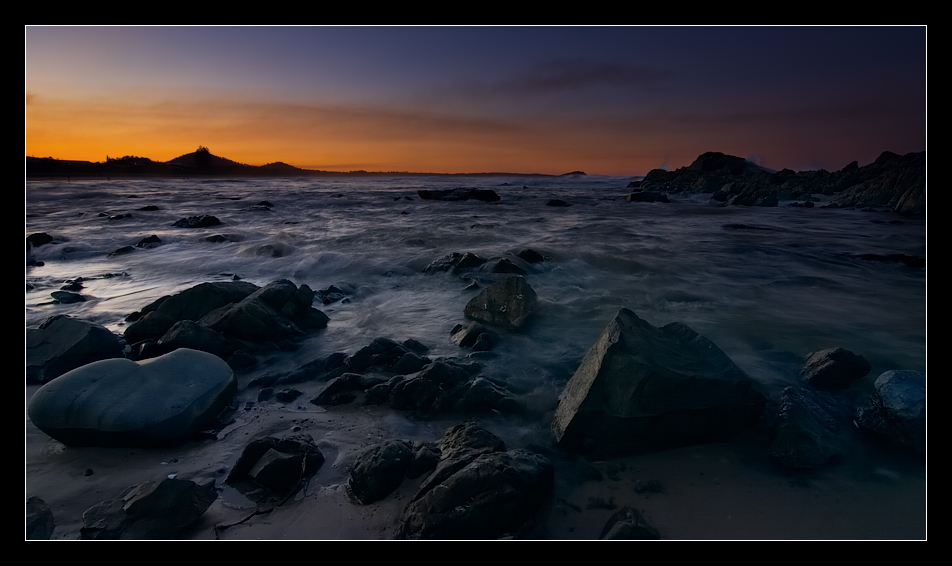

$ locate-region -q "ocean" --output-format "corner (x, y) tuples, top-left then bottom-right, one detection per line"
(25, 175), (926, 539)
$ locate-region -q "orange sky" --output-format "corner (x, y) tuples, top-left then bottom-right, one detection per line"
(25, 27), (927, 175)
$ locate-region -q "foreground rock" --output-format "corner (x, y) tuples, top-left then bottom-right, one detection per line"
(769, 387), (854, 469)
(463, 276), (537, 329)
(395, 423), (553, 539)
(26, 497), (54, 540)
(600, 507), (661, 540)
(28, 348), (236, 447)
(26, 315), (124, 384)
(81, 478), (216, 539)
(348, 440), (439, 505)
(855, 370), (926, 455)
(226, 435), (325, 501)
(552, 308), (765, 455)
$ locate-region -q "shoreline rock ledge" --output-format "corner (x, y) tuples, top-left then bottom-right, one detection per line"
(552, 308), (765, 456)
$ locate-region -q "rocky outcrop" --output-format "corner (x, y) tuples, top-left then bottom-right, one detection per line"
(639, 150), (925, 215)
(26, 315), (124, 384)
(348, 440), (439, 505)
(552, 308), (765, 456)
(855, 370), (926, 455)
(395, 423), (553, 539)
(28, 348), (236, 447)
(80, 479), (217, 539)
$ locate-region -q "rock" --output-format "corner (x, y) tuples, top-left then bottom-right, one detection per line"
(423, 252), (487, 274)
(552, 308), (766, 455)
(486, 257), (527, 275)
(155, 319), (243, 359)
(463, 276), (537, 329)
(599, 506), (660, 540)
(626, 191), (670, 203)
(800, 347), (872, 390)
(348, 440), (414, 504)
(546, 199), (570, 207)
(136, 235), (161, 248)
(28, 349), (237, 447)
(123, 281), (259, 342)
(80, 478), (216, 539)
(516, 248), (545, 263)
(51, 290), (86, 303)
(396, 436), (553, 539)
(856, 370), (926, 454)
(172, 215), (221, 228)
(417, 188), (500, 202)
(27, 232), (53, 251)
(769, 387), (853, 469)
(450, 321), (498, 349)
(226, 435), (325, 500)
(26, 496), (54, 540)
(26, 315), (124, 384)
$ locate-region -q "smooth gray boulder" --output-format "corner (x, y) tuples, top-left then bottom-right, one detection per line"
(28, 348), (236, 447)
(26, 315), (124, 384)
(463, 276), (537, 329)
(552, 308), (765, 455)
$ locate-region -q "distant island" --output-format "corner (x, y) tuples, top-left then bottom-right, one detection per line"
(25, 146), (574, 180)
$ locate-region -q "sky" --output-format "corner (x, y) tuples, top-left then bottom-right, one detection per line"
(24, 26), (927, 176)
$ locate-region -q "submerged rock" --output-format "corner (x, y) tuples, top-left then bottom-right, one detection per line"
(172, 215), (221, 228)
(552, 308), (765, 456)
(28, 348), (236, 447)
(463, 276), (537, 329)
(417, 188), (500, 202)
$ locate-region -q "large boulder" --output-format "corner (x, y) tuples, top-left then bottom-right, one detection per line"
(463, 276), (537, 329)
(199, 280), (329, 342)
(552, 308), (765, 455)
(800, 347), (871, 391)
(26, 315), (124, 384)
(28, 348), (236, 447)
(226, 435), (325, 501)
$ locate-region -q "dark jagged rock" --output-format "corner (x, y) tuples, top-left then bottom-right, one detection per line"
(463, 276), (537, 330)
(640, 150), (925, 215)
(136, 235), (161, 248)
(800, 347), (871, 391)
(395, 423), (553, 540)
(26, 315), (124, 384)
(27, 232), (53, 251)
(600, 507), (661, 540)
(226, 435), (325, 500)
(124, 281), (259, 342)
(516, 249), (545, 263)
(155, 320), (243, 359)
(26, 496), (55, 540)
(205, 233), (244, 243)
(423, 252), (487, 274)
(856, 370), (926, 454)
(348, 440), (415, 504)
(172, 215), (221, 228)
(417, 188), (500, 202)
(769, 386), (854, 469)
(28, 349), (236, 447)
(51, 290), (86, 303)
(486, 257), (527, 275)
(552, 308), (766, 456)
(81, 479), (217, 540)
(450, 321), (499, 351)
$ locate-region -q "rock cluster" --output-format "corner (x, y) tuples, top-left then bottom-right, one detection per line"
(26, 315), (124, 384)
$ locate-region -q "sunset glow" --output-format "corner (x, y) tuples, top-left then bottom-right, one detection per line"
(25, 26), (926, 175)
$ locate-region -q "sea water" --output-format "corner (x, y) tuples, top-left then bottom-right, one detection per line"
(24, 176), (926, 538)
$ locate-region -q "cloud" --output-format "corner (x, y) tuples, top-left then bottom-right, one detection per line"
(496, 58), (670, 96)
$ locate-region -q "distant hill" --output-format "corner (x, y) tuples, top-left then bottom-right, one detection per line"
(26, 147), (562, 179)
